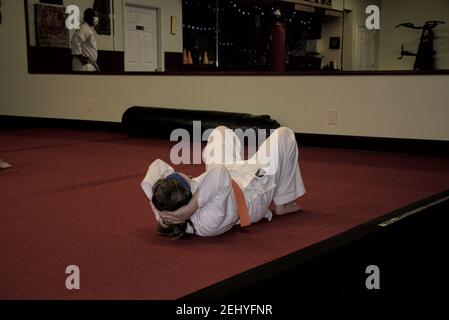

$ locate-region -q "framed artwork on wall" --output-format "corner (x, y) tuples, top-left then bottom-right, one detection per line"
(35, 3), (69, 47)
(94, 0), (112, 35)
(329, 37), (341, 50)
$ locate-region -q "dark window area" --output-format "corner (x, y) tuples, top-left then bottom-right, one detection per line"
(182, 0), (329, 72)
(182, 0), (217, 68)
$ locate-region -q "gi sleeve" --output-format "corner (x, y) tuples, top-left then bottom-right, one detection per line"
(191, 165), (234, 236)
(71, 24), (88, 55)
(141, 159), (175, 224)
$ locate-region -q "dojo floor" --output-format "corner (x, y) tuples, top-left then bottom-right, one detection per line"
(1, 128), (449, 300)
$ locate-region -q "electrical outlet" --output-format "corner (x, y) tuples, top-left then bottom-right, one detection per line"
(86, 99), (94, 113)
(328, 109), (338, 125)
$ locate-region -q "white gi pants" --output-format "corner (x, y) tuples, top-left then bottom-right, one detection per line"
(72, 57), (97, 72)
(204, 126), (306, 212)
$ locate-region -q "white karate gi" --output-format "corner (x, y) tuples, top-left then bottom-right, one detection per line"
(141, 127), (305, 237)
(71, 23), (98, 72)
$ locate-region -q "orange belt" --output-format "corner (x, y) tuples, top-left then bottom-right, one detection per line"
(231, 180), (251, 227)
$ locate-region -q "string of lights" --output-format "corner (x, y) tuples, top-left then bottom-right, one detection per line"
(183, 25), (216, 32)
(183, 1), (315, 26)
(183, 1), (317, 55)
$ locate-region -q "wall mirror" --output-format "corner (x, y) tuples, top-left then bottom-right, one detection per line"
(24, 0), (449, 74)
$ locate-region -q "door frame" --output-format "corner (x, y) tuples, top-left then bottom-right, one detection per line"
(123, 0), (162, 72)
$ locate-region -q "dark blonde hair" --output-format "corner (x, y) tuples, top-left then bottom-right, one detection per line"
(152, 179), (193, 240)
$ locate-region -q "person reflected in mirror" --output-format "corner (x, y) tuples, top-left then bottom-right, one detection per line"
(268, 9), (286, 72)
(71, 8), (99, 72)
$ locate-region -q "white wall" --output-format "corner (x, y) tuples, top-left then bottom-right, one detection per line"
(379, 0), (449, 70)
(2, 0), (449, 141)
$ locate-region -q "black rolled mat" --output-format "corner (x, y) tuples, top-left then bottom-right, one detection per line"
(122, 106), (281, 139)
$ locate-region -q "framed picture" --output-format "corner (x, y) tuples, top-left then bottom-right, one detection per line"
(171, 16), (177, 35)
(94, 0), (112, 35)
(35, 4), (69, 48)
(329, 37), (341, 50)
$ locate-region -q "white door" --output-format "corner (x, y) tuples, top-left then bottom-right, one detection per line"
(355, 26), (375, 71)
(124, 4), (159, 72)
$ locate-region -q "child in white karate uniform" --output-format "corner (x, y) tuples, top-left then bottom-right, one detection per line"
(141, 126), (306, 238)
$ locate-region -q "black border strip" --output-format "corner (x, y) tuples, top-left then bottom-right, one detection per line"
(26, 70), (449, 77)
(181, 189), (449, 300)
(182, 224), (378, 300)
(365, 189), (449, 226)
(24, 0), (32, 72)
(0, 115), (123, 132)
(296, 133), (449, 156)
(1, 115), (448, 156)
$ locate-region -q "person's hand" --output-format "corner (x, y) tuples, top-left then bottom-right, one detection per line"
(75, 55), (89, 65)
(80, 56), (90, 65)
(155, 193), (198, 225)
(159, 207), (191, 225)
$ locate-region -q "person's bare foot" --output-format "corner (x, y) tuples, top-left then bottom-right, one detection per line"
(0, 160), (12, 170)
(274, 202), (302, 216)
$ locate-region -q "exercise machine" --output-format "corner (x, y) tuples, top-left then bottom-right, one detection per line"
(396, 20), (444, 70)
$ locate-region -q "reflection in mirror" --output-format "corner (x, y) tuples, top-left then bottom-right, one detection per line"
(376, 0), (448, 71)
(24, 0), (449, 74)
(26, 0), (124, 73)
(164, 0), (345, 72)
(26, 0), (184, 73)
(343, 0), (448, 72)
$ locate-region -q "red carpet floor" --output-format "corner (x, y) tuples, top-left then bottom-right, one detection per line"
(1, 128), (448, 299)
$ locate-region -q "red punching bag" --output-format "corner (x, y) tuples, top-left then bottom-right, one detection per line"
(269, 20), (286, 72)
